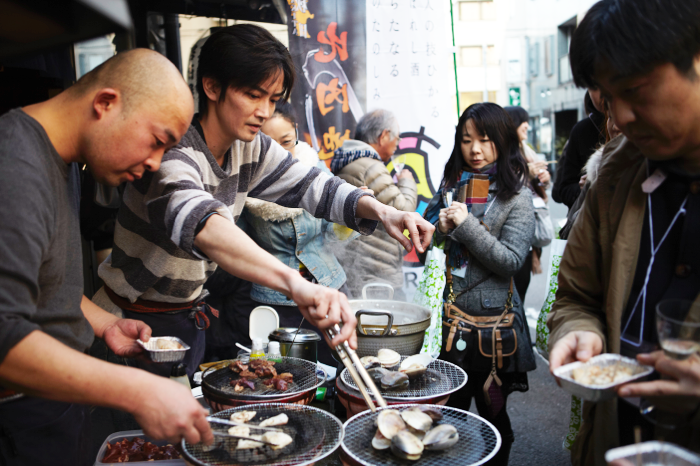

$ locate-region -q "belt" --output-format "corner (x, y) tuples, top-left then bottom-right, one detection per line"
(104, 286), (219, 330)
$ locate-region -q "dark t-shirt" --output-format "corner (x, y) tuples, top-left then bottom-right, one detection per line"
(0, 109), (93, 363)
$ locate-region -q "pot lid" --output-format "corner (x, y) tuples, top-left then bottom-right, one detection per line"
(269, 327), (321, 342)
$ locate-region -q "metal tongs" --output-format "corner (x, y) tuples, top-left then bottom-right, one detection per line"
(326, 323), (387, 412)
(207, 417), (281, 446)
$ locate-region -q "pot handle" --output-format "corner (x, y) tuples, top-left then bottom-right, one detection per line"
(361, 283), (395, 300)
(356, 310), (394, 336)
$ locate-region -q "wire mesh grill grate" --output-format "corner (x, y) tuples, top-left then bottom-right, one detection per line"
(182, 403), (344, 466)
(203, 357), (324, 400)
(342, 404), (501, 466)
(341, 358), (467, 400)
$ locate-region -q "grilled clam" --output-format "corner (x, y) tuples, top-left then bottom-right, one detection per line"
(236, 435), (264, 449)
(400, 408), (433, 432)
(412, 405), (444, 422)
(367, 367), (391, 385)
(422, 424), (459, 451)
(359, 356), (381, 370)
(400, 363), (427, 380)
(390, 430), (424, 461)
(262, 431), (293, 450)
(371, 430), (392, 450)
(381, 371), (409, 390)
(230, 410), (256, 423)
(377, 348), (401, 370)
(376, 409), (406, 439)
(259, 413), (288, 427)
(228, 425), (250, 437)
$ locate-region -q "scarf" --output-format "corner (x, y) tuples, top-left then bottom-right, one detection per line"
(330, 146), (381, 174)
(424, 164), (498, 268)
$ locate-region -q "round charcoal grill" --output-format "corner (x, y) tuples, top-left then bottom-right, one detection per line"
(202, 357), (325, 401)
(181, 403), (344, 466)
(341, 404), (501, 466)
(340, 357), (467, 401)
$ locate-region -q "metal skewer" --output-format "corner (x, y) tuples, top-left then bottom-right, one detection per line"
(207, 417), (282, 432)
(326, 323), (387, 411)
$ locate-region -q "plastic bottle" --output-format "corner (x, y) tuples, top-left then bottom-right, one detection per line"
(170, 363), (191, 389)
(250, 338), (265, 360)
(267, 341), (282, 363)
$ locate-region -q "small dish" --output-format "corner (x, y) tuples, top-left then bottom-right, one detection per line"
(605, 441), (700, 465)
(137, 337), (190, 363)
(553, 353), (654, 402)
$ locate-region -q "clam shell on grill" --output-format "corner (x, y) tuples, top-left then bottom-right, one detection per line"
(262, 431), (293, 450)
(390, 430), (424, 461)
(236, 435), (263, 449)
(400, 353), (433, 370)
(230, 410), (256, 423)
(377, 349), (401, 369)
(359, 356), (381, 370)
(381, 371), (409, 390)
(259, 413), (288, 427)
(412, 405), (444, 422)
(422, 424), (459, 451)
(399, 362), (427, 380)
(400, 408), (433, 432)
(371, 429), (392, 450)
(367, 367), (391, 385)
(407, 426), (426, 441)
(376, 409), (406, 439)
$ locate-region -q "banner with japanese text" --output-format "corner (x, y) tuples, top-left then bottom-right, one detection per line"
(286, 0), (457, 300)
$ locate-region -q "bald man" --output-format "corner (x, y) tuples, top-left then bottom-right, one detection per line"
(0, 49), (212, 466)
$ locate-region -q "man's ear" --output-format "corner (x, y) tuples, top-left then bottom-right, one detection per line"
(202, 77), (221, 103)
(379, 129), (391, 145)
(92, 88), (120, 120)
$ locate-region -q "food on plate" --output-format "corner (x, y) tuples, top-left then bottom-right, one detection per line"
(238, 369), (258, 380)
(422, 424), (459, 451)
(155, 339), (182, 350)
(261, 431), (293, 450)
(259, 413), (289, 427)
(102, 437), (180, 462)
(230, 379), (256, 392)
(249, 359), (276, 370)
(254, 366), (277, 378)
(377, 349), (401, 369)
(261, 377), (289, 391)
(371, 407), (457, 460)
(571, 364), (634, 386)
(229, 359), (249, 373)
(230, 410), (257, 424)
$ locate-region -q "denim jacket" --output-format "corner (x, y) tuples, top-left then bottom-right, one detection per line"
(243, 161), (358, 306)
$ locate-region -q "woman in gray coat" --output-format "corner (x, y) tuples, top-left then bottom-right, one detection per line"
(422, 103), (536, 465)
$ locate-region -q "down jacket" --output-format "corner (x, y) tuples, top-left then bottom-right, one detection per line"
(332, 139), (417, 297)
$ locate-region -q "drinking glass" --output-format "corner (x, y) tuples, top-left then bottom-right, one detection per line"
(656, 299), (700, 360)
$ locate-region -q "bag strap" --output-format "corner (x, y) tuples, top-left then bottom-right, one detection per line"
(483, 278), (514, 404)
(446, 266), (493, 304)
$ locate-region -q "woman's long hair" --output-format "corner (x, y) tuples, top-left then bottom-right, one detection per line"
(441, 102), (527, 200)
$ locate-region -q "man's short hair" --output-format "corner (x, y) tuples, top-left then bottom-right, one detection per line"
(570, 0), (700, 89)
(196, 24), (295, 115)
(354, 109), (399, 144)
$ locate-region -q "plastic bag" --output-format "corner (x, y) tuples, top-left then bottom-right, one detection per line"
(413, 243), (446, 359)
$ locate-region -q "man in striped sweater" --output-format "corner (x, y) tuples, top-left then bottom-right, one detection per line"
(94, 24), (434, 375)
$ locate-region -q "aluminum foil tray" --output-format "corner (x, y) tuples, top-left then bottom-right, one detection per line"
(137, 337), (190, 363)
(553, 353), (653, 402)
(605, 441), (700, 465)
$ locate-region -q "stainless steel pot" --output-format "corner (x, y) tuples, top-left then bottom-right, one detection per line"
(268, 328), (321, 363)
(349, 283), (431, 358)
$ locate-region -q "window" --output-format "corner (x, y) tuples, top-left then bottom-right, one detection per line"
(529, 42), (539, 77)
(486, 45), (498, 65)
(460, 46), (482, 67)
(459, 91), (497, 114)
(458, 0), (496, 21)
(544, 36), (554, 76)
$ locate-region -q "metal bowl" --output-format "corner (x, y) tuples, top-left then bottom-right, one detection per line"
(553, 354), (654, 402)
(137, 337), (190, 363)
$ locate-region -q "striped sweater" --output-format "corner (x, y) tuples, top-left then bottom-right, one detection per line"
(98, 125), (377, 304)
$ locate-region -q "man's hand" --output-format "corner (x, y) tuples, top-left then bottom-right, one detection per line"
(438, 208), (455, 234)
(616, 352), (700, 413)
(398, 169), (414, 180)
(288, 277), (358, 349)
(131, 376), (213, 445)
(379, 208), (435, 254)
(103, 319), (152, 357)
(446, 202), (469, 227)
(549, 331), (604, 373)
